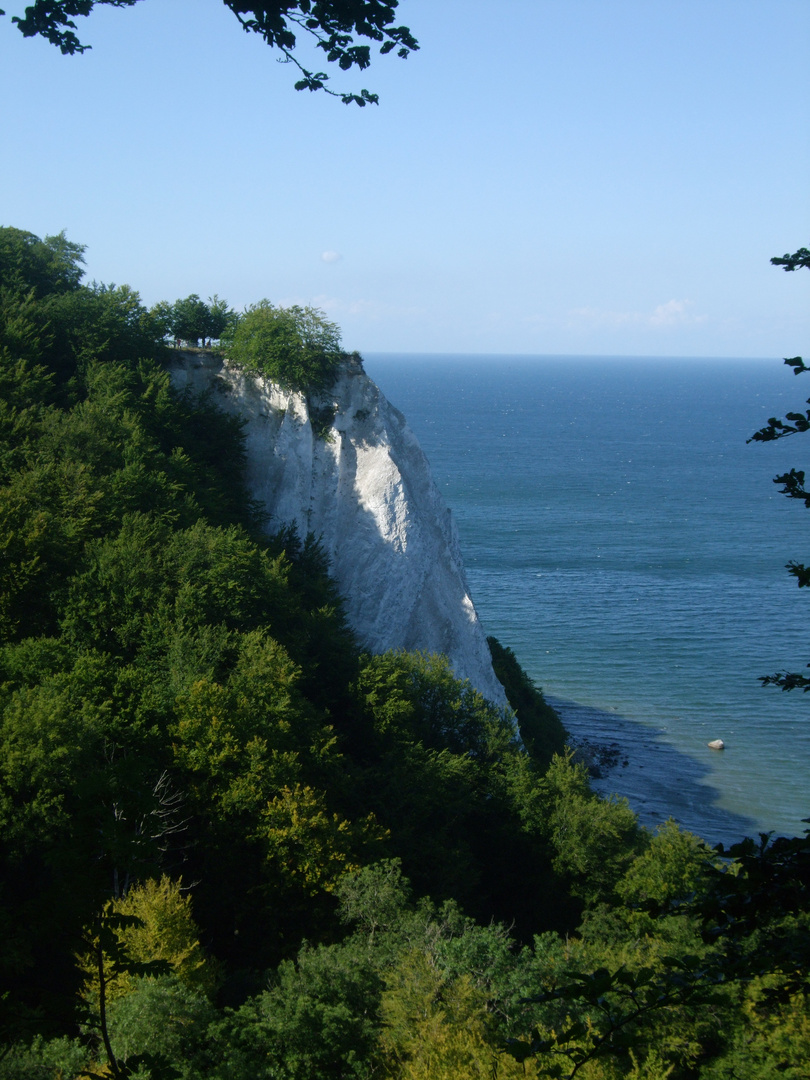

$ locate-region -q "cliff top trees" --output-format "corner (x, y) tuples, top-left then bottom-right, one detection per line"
(154, 294), (236, 348)
(3, 0), (418, 105)
(221, 300), (343, 392)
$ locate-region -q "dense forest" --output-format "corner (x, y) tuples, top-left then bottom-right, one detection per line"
(0, 226), (807, 1079)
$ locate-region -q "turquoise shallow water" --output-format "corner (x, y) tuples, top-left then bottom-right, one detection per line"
(364, 354), (810, 845)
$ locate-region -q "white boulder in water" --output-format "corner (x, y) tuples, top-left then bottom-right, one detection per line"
(168, 351), (507, 707)
(707, 739), (725, 750)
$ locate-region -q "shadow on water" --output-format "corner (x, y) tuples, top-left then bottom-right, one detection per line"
(547, 695), (758, 847)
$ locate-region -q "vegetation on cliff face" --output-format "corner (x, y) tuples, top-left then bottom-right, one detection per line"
(0, 227), (807, 1079)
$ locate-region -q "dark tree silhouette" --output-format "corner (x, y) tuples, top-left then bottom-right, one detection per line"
(2, 0), (418, 104)
(748, 247), (810, 689)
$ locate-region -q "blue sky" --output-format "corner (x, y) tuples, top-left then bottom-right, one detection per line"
(1, 0), (808, 357)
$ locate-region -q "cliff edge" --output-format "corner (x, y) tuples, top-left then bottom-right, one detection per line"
(168, 351), (507, 707)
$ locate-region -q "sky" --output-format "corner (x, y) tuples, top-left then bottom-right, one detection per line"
(1, 0), (808, 357)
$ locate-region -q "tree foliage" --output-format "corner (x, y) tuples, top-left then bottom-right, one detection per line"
(3, 0), (419, 104)
(221, 300), (344, 393)
(156, 294), (236, 348)
(488, 635), (567, 769)
(0, 226), (85, 297)
(1, 226), (808, 1077)
(747, 247), (810, 688)
(770, 247), (810, 273)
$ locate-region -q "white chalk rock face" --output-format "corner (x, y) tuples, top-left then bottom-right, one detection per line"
(168, 352), (507, 707)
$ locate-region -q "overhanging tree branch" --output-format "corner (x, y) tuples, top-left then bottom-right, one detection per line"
(771, 247), (810, 272)
(750, 247), (809, 690)
(5, 0), (418, 103)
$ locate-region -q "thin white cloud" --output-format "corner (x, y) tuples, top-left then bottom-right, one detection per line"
(275, 294), (315, 309)
(272, 294), (427, 328)
(567, 299), (707, 330)
(321, 250), (342, 263)
(649, 299), (703, 326)
(309, 294), (427, 321)
(567, 306), (640, 328)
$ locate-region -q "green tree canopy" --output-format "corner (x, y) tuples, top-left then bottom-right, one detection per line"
(150, 294), (236, 347)
(221, 301), (343, 393)
(169, 294), (211, 348)
(0, 226), (85, 298)
(3, 0), (418, 105)
(206, 294), (236, 342)
(5, 225), (808, 1079)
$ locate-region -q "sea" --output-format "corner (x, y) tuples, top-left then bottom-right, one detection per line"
(363, 353), (810, 847)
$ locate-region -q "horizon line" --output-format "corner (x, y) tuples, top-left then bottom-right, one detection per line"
(360, 350), (781, 362)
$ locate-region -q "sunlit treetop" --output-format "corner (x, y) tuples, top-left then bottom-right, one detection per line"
(2, 0), (418, 105)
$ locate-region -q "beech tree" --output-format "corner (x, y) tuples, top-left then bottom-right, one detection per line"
(0, 226), (85, 298)
(221, 301), (343, 392)
(2, 0), (418, 104)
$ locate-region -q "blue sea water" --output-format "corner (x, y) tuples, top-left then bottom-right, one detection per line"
(363, 354), (810, 846)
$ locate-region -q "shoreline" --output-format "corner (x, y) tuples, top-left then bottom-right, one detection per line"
(547, 695), (759, 847)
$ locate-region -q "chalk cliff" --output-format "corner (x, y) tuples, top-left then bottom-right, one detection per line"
(168, 351), (507, 707)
